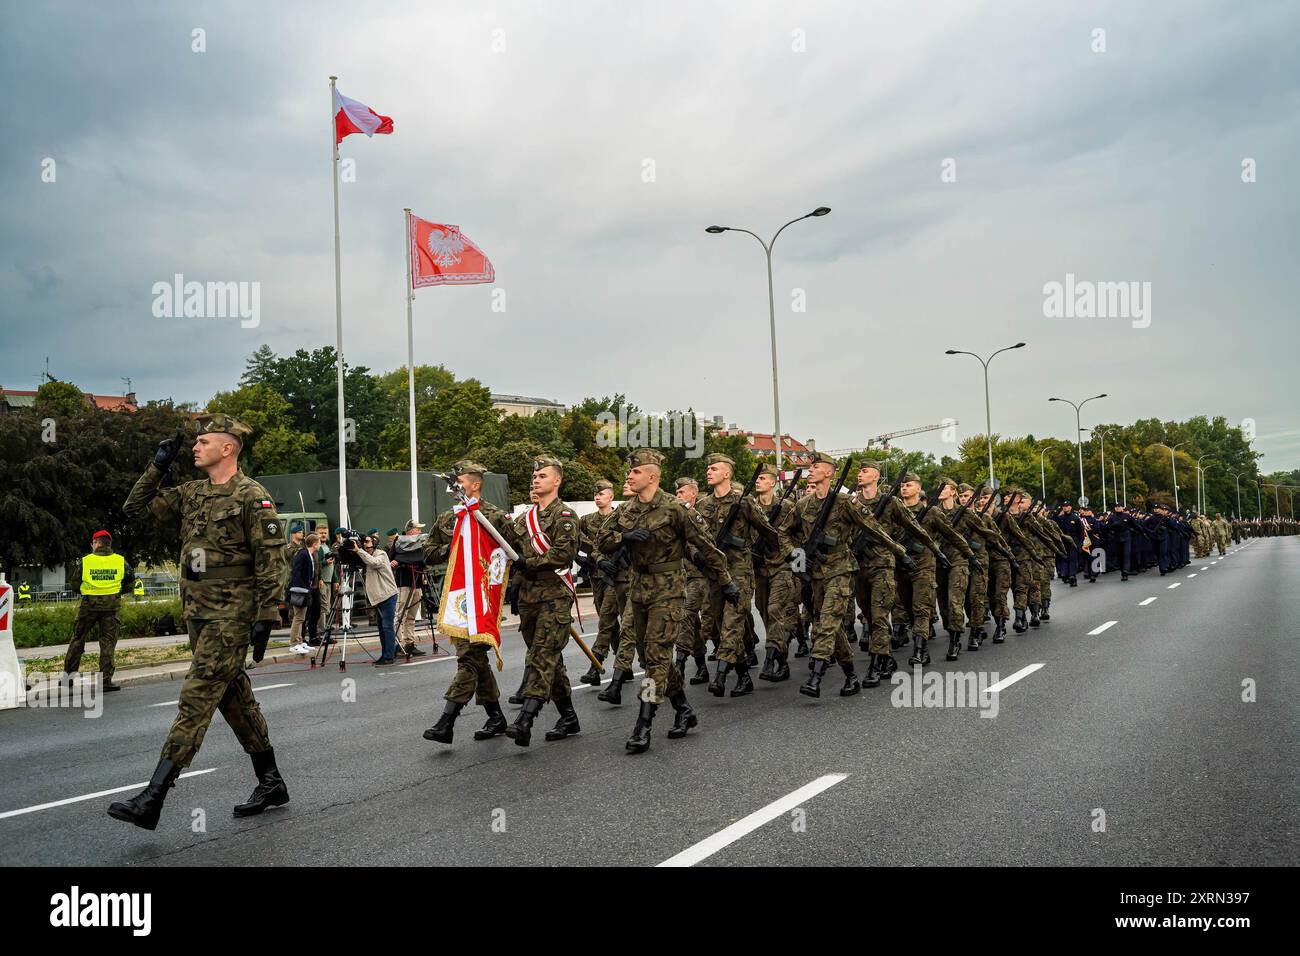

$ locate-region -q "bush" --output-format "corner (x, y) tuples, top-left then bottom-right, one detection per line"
(13, 599), (184, 648)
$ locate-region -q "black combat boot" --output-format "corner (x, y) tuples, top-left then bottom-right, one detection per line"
(769, 648), (790, 682)
(233, 748), (290, 817)
(745, 645), (759, 667)
(544, 696), (581, 741)
(579, 657), (604, 686)
(759, 647), (779, 681)
(1028, 603), (1041, 627)
(793, 628), (811, 658)
(625, 700), (657, 754)
(864, 653), (884, 688)
(890, 622), (909, 650)
(423, 700), (463, 744)
(107, 758), (181, 831)
(1013, 608), (1028, 633)
(730, 662), (754, 697)
(708, 661), (732, 698)
(1039, 599), (1051, 622)
(878, 652), (898, 680)
(945, 631), (961, 662)
(967, 625), (981, 651)
(505, 697), (544, 747)
(597, 668), (632, 704)
(992, 618), (1006, 643)
(1069, 576), (1078, 587)
(908, 632), (931, 667)
(666, 692), (698, 739)
(799, 658), (829, 698)
(507, 668), (531, 705)
(689, 656), (710, 685)
(473, 701), (508, 740)
(674, 649), (690, 681)
(839, 662), (861, 697)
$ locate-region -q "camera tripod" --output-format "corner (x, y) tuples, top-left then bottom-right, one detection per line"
(311, 565), (359, 671)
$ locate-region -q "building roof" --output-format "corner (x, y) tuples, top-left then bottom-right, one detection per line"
(1, 388), (138, 412)
(747, 432), (811, 455)
(490, 393), (566, 407)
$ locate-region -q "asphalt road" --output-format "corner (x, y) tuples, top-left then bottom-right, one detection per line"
(2, 538), (1295, 867)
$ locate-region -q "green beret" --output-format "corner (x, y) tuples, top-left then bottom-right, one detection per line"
(385, 527), (399, 537)
(758, 463), (779, 479)
(627, 448), (664, 467)
(287, 520), (304, 533)
(453, 459), (487, 477)
(674, 476), (698, 489)
(331, 527), (346, 538)
(594, 479), (614, 493)
(533, 455), (564, 473)
(196, 413), (252, 444)
(705, 453), (735, 469)
(810, 451), (837, 467)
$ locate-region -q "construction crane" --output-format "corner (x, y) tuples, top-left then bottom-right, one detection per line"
(826, 421), (957, 458)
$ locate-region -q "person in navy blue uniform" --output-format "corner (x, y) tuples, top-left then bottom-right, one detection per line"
(1051, 501), (1086, 586)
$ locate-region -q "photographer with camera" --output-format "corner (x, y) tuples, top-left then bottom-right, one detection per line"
(349, 532), (400, 665)
(391, 519), (428, 658)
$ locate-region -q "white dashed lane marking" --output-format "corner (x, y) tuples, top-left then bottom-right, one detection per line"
(1139, 597), (1157, 606)
(1088, 621), (1118, 635)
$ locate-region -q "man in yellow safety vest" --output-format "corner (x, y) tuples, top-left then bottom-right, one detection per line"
(63, 530), (134, 692)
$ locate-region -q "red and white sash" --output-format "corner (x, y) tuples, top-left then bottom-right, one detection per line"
(524, 504), (583, 628)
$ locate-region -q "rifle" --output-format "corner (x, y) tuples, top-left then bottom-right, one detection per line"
(850, 465), (906, 562)
(872, 464), (908, 519)
(950, 483), (987, 527)
(792, 457), (853, 582)
(768, 468), (802, 523)
(715, 463), (763, 552)
(914, 482), (944, 523)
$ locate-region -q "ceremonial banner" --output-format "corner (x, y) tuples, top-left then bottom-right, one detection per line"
(409, 215), (495, 287)
(436, 500), (510, 668)
(334, 89), (394, 144)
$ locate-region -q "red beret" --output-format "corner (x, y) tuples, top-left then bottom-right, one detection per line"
(92, 530), (112, 541)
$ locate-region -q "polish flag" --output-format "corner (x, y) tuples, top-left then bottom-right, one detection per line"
(409, 214), (495, 287)
(334, 89), (394, 145)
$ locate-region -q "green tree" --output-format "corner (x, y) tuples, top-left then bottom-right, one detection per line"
(416, 379), (501, 468)
(206, 384), (319, 476)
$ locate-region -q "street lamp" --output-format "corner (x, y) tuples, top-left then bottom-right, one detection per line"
(1196, 454), (1215, 513)
(1228, 471), (1244, 518)
(1262, 483), (1282, 518)
(1048, 394), (1107, 507)
(1038, 440), (1059, 501)
(1200, 460), (1219, 514)
(1121, 453), (1131, 507)
(945, 342), (1027, 487)
(1152, 440), (1187, 511)
(1256, 480), (1264, 519)
(1092, 426), (1113, 511)
(706, 206), (831, 470)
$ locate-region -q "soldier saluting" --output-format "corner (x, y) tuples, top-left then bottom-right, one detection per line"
(109, 415), (289, 830)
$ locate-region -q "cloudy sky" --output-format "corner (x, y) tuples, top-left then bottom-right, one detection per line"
(3, 0), (1298, 468)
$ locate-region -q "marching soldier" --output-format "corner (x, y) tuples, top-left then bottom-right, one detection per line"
(109, 415), (288, 830)
(63, 530), (134, 691)
(960, 484), (1016, 647)
(789, 452), (897, 697)
(895, 474), (957, 666)
(672, 476), (713, 686)
(849, 462), (911, 686)
(998, 490), (1038, 633)
(501, 457), (582, 748)
(597, 480), (645, 704)
(578, 480), (622, 685)
(695, 453), (776, 700)
(751, 465), (801, 683)
(598, 449), (735, 752)
(1026, 504), (1069, 618)
(422, 461), (515, 745)
(922, 478), (976, 663)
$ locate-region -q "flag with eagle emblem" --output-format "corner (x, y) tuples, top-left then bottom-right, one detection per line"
(436, 498), (510, 668)
(409, 215), (495, 287)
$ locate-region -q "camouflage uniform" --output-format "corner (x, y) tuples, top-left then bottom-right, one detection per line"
(63, 546), (131, 682)
(578, 495), (625, 663)
(122, 416), (285, 770)
(752, 479), (800, 657)
(998, 493), (1039, 629)
(847, 481), (909, 660)
(874, 481), (941, 646)
(922, 485), (976, 653)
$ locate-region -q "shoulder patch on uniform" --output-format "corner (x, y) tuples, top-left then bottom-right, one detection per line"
(258, 499), (274, 508)
(261, 518), (286, 540)
(561, 510), (572, 517)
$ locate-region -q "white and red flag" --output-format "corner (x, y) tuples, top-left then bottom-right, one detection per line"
(408, 214), (495, 287)
(334, 89), (394, 145)
(436, 499), (510, 668)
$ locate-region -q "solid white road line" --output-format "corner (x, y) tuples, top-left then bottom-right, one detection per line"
(984, 663), (1046, 694)
(574, 669), (646, 693)
(658, 774), (849, 867)
(0, 769), (219, 820)
(1167, 582), (1182, 589)
(398, 656), (456, 667)
(1139, 597), (1157, 606)
(150, 683), (296, 707)
(1088, 621), (1118, 635)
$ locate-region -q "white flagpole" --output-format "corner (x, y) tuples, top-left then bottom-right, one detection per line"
(405, 207), (419, 523)
(330, 76), (350, 529)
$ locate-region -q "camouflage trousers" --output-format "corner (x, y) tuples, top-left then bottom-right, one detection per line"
(1010, 554), (1039, 609)
(1029, 554), (1051, 602)
(936, 560), (969, 634)
(854, 563), (895, 655)
(628, 594), (684, 705)
(64, 603), (120, 678)
(986, 558), (1011, 620)
(162, 618), (271, 769)
(589, 577), (626, 661)
(444, 637), (499, 705)
(519, 597), (572, 702)
(673, 576), (708, 660)
(808, 574), (855, 665)
(703, 571), (755, 666)
(613, 585), (644, 671)
(754, 568), (798, 654)
(893, 560), (936, 636)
